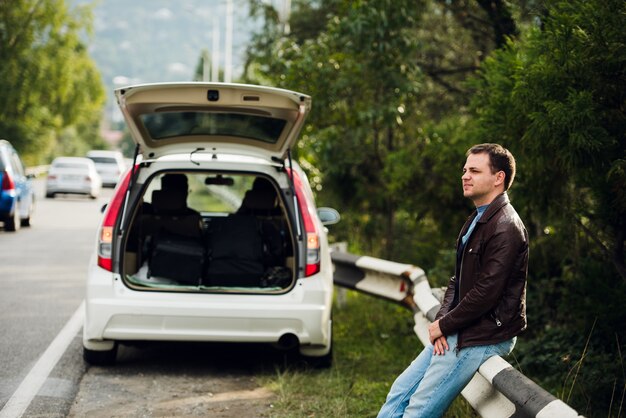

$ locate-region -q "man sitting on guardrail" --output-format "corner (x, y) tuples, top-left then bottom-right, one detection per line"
(377, 143), (529, 418)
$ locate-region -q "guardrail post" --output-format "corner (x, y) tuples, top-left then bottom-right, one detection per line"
(331, 242), (349, 308)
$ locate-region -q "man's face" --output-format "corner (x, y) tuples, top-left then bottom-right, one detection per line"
(462, 152), (501, 206)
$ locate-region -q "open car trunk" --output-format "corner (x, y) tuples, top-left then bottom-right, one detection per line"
(121, 170), (296, 293)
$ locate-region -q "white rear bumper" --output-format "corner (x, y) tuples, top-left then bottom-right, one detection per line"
(84, 265), (333, 350)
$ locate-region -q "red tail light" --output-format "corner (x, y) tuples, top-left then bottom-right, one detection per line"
(287, 168), (321, 277)
(97, 167), (135, 271)
(1, 170), (15, 191)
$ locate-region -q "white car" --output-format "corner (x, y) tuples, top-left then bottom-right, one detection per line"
(86, 150), (126, 187)
(45, 157), (102, 199)
(83, 82), (340, 367)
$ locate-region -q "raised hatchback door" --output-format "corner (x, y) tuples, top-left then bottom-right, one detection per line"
(116, 82), (311, 160)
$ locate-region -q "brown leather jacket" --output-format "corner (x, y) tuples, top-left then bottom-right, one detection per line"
(436, 192), (528, 350)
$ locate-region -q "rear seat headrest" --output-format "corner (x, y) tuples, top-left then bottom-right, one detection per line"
(241, 189), (277, 211)
(162, 173), (188, 191)
(251, 177), (274, 192)
(152, 188), (187, 212)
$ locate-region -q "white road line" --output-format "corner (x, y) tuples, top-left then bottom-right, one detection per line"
(0, 301), (84, 418)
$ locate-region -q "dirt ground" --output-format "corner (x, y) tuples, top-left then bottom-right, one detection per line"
(68, 342), (286, 418)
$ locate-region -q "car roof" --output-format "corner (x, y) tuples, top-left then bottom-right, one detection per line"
(0, 139), (15, 155)
(52, 156), (95, 165)
(87, 150), (123, 157)
(115, 82), (311, 161)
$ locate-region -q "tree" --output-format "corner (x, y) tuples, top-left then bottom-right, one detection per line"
(468, 0), (626, 282)
(0, 0), (106, 164)
(243, 0), (521, 262)
(246, 0), (430, 259)
(466, 0), (626, 413)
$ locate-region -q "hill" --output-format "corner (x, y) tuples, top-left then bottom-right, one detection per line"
(70, 0), (258, 118)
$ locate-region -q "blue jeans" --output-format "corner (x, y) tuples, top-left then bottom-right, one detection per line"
(377, 334), (516, 418)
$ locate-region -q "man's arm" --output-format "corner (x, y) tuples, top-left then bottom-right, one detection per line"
(429, 320), (442, 342)
(435, 275), (456, 321)
(432, 334), (448, 355)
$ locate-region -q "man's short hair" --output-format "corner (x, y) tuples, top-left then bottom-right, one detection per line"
(467, 143), (516, 190)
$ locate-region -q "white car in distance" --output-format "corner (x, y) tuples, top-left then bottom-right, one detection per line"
(45, 157), (102, 199)
(86, 150), (127, 187)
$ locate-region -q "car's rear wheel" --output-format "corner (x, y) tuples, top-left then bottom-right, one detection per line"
(300, 321), (333, 368)
(302, 346), (333, 369)
(21, 198), (34, 227)
(5, 206), (20, 232)
(83, 343), (118, 366)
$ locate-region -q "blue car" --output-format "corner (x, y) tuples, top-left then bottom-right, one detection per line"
(0, 140), (35, 231)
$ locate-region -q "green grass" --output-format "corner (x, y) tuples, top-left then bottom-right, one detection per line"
(260, 289), (477, 417)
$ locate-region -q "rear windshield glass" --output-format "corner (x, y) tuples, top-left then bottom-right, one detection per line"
(143, 172), (257, 214)
(54, 163), (88, 169)
(0, 146), (10, 170)
(140, 112), (287, 144)
(88, 157), (117, 164)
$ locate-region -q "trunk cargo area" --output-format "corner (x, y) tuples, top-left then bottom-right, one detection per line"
(122, 171), (296, 293)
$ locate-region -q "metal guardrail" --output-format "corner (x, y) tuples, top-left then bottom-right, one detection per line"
(331, 249), (584, 418)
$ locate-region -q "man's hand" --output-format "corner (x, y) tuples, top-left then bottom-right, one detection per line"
(432, 336), (449, 356)
(428, 320), (448, 355)
(428, 319), (443, 344)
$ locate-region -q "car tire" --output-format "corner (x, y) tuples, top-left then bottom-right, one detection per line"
(300, 321), (333, 369)
(5, 207), (21, 232)
(21, 198), (34, 227)
(45, 193), (55, 199)
(302, 345), (333, 369)
(83, 343), (118, 366)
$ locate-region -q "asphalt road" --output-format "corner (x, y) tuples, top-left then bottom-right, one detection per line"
(0, 182), (284, 417)
(0, 181), (110, 416)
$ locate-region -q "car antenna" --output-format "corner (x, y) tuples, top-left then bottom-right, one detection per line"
(190, 147), (205, 166)
(118, 143), (140, 236)
(286, 148), (302, 241)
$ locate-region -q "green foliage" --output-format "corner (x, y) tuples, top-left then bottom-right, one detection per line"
(243, 0), (534, 264)
(465, 0), (626, 415)
(244, 0), (493, 261)
(247, 0), (427, 259)
(468, 0), (626, 274)
(0, 0), (106, 164)
(516, 319), (625, 417)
